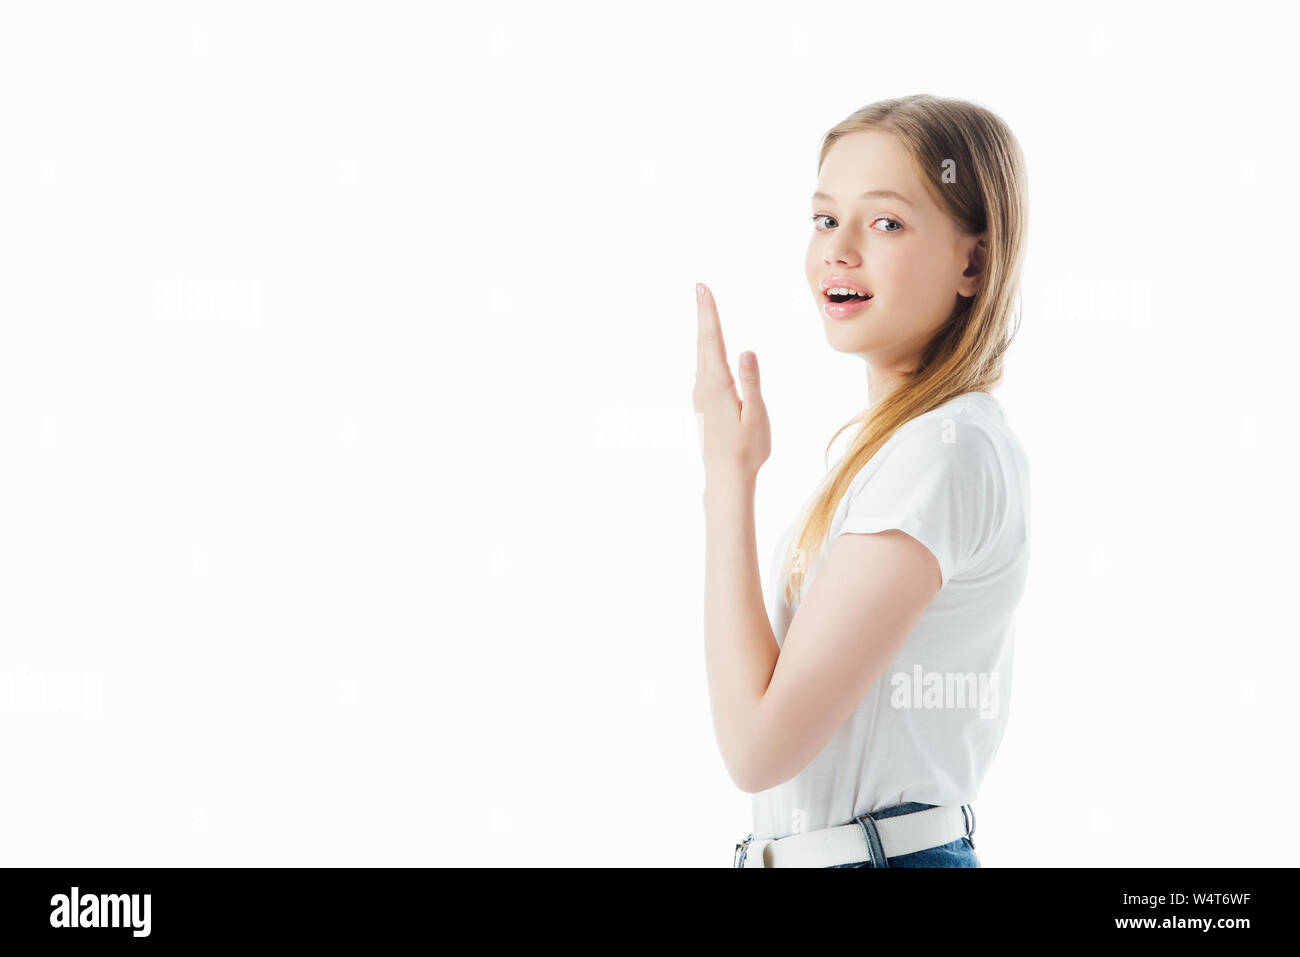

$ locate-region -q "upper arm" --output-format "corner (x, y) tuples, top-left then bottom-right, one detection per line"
(737, 527), (940, 793)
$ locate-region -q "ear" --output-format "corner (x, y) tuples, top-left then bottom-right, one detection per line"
(956, 232), (988, 299)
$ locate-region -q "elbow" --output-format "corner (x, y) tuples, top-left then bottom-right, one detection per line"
(725, 714), (786, 794)
(736, 768), (785, 795)
(728, 748), (778, 795)
(722, 745), (764, 794)
(737, 766), (780, 795)
(733, 744), (802, 794)
(725, 757), (762, 795)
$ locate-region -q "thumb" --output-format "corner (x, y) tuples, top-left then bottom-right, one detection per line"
(738, 351), (763, 414)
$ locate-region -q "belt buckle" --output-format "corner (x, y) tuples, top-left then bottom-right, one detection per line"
(734, 835), (753, 868)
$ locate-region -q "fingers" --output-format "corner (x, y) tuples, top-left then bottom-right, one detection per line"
(693, 283), (742, 421)
(738, 351), (763, 421)
(696, 286), (705, 376)
(696, 283), (728, 377)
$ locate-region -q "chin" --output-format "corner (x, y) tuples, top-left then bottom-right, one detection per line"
(823, 325), (880, 354)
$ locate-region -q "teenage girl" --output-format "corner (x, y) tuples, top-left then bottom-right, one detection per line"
(693, 94), (1031, 868)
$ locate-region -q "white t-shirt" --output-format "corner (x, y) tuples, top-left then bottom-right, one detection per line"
(750, 390), (1030, 841)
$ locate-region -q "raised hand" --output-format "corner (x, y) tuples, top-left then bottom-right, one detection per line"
(692, 283), (770, 485)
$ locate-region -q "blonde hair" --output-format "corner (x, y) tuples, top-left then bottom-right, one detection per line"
(780, 94), (1029, 606)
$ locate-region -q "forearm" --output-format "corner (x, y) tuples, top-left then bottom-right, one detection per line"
(702, 474), (780, 790)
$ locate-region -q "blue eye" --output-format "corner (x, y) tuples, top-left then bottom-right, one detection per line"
(810, 214), (902, 233)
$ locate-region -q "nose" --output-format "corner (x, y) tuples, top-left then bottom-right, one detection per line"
(824, 238), (862, 267)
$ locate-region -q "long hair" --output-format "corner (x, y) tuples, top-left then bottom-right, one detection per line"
(779, 94), (1029, 606)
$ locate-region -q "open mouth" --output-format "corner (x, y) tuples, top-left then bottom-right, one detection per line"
(824, 290), (873, 304)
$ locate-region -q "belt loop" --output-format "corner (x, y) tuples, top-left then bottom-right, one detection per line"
(961, 804), (976, 849)
(853, 812), (889, 868)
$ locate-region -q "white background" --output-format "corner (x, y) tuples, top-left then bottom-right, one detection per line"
(2, 1), (1297, 866)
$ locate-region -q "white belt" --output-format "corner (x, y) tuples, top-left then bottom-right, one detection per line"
(734, 804), (973, 868)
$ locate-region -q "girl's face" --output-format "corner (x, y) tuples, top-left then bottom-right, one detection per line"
(805, 129), (985, 393)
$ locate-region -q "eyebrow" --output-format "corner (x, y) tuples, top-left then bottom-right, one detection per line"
(811, 189), (916, 208)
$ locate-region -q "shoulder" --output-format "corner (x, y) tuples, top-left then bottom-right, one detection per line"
(873, 401), (1003, 480)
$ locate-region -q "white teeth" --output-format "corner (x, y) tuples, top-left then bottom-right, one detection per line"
(826, 286), (870, 298)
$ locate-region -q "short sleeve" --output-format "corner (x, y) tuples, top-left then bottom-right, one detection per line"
(836, 425), (1003, 588)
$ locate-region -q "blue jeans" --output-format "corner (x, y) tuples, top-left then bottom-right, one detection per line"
(737, 801), (980, 868)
